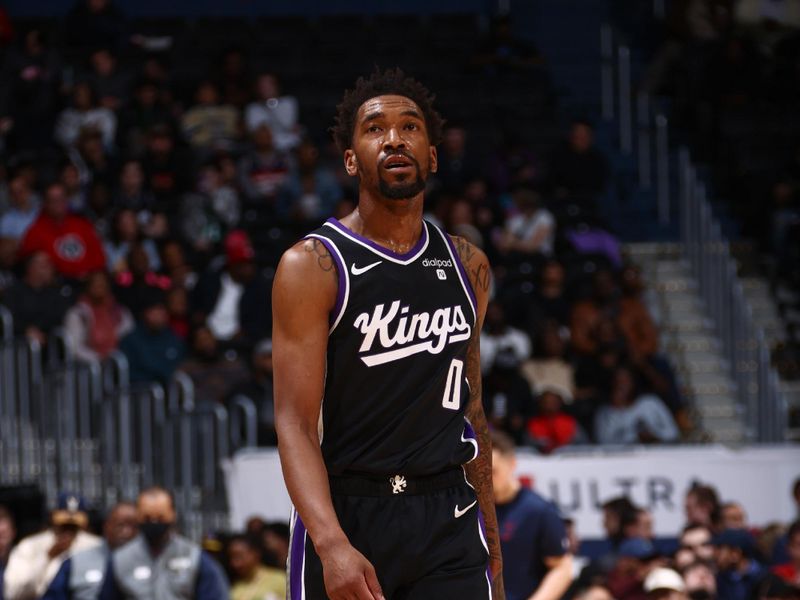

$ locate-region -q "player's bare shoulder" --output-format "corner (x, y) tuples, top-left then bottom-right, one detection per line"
(273, 238), (338, 314)
(449, 235), (491, 303)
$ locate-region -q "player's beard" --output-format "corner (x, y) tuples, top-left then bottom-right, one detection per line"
(377, 154), (427, 200)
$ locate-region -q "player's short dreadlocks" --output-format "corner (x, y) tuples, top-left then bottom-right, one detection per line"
(331, 68), (444, 153)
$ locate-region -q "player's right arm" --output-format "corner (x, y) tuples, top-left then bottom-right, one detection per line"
(273, 239), (385, 600)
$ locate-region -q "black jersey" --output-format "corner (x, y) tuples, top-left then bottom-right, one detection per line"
(305, 217), (479, 477)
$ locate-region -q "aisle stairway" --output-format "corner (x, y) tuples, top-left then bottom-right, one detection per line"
(626, 243), (746, 443)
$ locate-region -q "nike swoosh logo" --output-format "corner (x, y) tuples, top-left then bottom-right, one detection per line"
(350, 261), (382, 276)
(454, 500), (478, 519)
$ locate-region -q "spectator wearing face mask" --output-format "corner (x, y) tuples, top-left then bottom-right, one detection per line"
(98, 487), (228, 599)
(682, 560), (718, 600)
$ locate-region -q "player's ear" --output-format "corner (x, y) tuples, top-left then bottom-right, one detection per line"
(428, 146), (438, 174)
(344, 149), (358, 176)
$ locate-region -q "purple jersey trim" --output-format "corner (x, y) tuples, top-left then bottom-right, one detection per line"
(289, 513), (307, 600)
(304, 234), (347, 329)
(441, 231), (479, 316)
(324, 217), (428, 262)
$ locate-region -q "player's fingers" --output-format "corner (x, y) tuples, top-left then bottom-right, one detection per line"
(363, 563), (385, 600)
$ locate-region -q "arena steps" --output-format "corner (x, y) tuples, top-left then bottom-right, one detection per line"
(626, 243), (746, 443)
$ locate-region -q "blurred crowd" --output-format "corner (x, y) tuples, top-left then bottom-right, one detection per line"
(0, 0), (689, 452)
(635, 0), (800, 379)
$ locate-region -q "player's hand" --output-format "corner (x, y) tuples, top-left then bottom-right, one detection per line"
(319, 541), (384, 600)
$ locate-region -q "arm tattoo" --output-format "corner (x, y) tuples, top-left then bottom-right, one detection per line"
(453, 235), (505, 598)
(303, 239), (337, 280)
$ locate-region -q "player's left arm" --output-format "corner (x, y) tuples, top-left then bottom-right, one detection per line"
(452, 235), (504, 600)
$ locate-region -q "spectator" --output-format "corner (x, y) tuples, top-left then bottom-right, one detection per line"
(521, 320), (576, 411)
(721, 502), (748, 531)
(570, 269), (622, 357)
(0, 506), (15, 598)
(160, 240), (197, 291)
(496, 186), (556, 261)
(713, 528), (767, 600)
(548, 119), (609, 202)
(62, 0), (127, 59)
(772, 521), (800, 586)
(0, 238), (16, 301)
(63, 270), (134, 362)
(594, 365), (679, 444)
(244, 73), (300, 152)
(685, 485), (722, 531)
(85, 48), (131, 112)
(0, 174), (40, 242)
(278, 139), (343, 222)
(141, 125), (194, 214)
(237, 125), (291, 212)
(113, 242), (170, 316)
(165, 286), (190, 340)
(0, 28), (62, 153)
(260, 522), (289, 571)
(574, 586), (615, 600)
(193, 230), (271, 348)
(54, 82), (117, 150)
(178, 325), (248, 404)
(112, 160), (164, 240)
(480, 300), (532, 374)
(2, 252), (73, 345)
(59, 162), (87, 215)
(603, 496), (640, 552)
(70, 128), (116, 190)
(682, 560), (718, 600)
(487, 133), (542, 195)
(526, 384), (581, 453)
(432, 122), (480, 192)
(226, 535), (284, 600)
(681, 524), (716, 564)
(118, 288), (185, 384)
(99, 487), (228, 599)
(491, 430), (573, 600)
(42, 502), (138, 600)
(18, 182), (106, 280)
(215, 47), (251, 109)
(3, 493), (101, 600)
(116, 79), (175, 156)
(180, 81), (239, 155)
(606, 537), (661, 600)
(644, 568), (688, 600)
(227, 338), (278, 446)
(103, 208), (160, 274)
(526, 259), (572, 327)
(180, 161), (240, 255)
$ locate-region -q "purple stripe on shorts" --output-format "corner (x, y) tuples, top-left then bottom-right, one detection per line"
(325, 217), (428, 261)
(305, 234), (346, 326)
(441, 231), (478, 317)
(289, 513), (307, 600)
(478, 508), (493, 583)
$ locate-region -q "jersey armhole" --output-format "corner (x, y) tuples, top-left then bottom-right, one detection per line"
(436, 227), (478, 323)
(304, 233), (350, 333)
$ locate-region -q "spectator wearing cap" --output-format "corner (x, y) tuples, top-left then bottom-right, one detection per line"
(772, 521), (800, 586)
(42, 502), (138, 600)
(607, 537), (663, 600)
(99, 486), (228, 599)
(644, 568), (688, 600)
(3, 494), (101, 600)
(227, 338), (277, 446)
(0, 506), (15, 600)
(193, 230), (271, 349)
(713, 528), (767, 600)
(177, 325), (248, 404)
(491, 430), (573, 600)
(118, 288), (185, 383)
(682, 560), (717, 600)
(18, 182), (105, 281)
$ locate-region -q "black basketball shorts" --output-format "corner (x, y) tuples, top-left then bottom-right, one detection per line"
(287, 469), (492, 599)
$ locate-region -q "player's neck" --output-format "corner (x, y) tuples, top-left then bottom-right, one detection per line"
(344, 193), (425, 255)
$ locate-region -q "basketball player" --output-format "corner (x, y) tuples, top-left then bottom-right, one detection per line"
(273, 69), (504, 599)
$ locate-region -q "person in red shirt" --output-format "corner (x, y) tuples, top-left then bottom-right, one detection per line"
(773, 521), (800, 586)
(526, 383), (579, 453)
(18, 181), (105, 280)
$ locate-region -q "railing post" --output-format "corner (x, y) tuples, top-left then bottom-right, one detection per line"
(637, 91), (652, 188)
(601, 24), (614, 122)
(618, 45), (632, 154)
(229, 395), (258, 450)
(655, 113), (670, 225)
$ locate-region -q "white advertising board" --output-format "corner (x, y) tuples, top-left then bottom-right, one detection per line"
(224, 445), (800, 538)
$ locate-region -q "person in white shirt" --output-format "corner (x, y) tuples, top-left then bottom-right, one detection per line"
(244, 73), (300, 152)
(3, 493), (101, 600)
(54, 82), (117, 150)
(496, 185), (555, 257)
